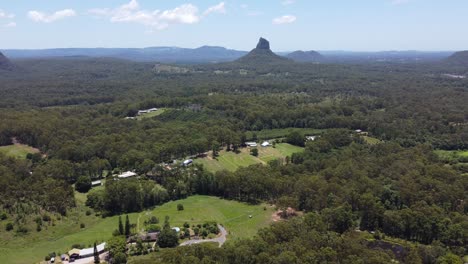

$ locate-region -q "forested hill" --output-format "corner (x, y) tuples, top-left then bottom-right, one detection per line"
(0, 52), (14, 71)
(445, 50), (468, 66)
(286, 50), (324, 62)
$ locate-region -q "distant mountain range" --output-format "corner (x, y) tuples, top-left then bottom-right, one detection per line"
(0, 44), (458, 64)
(2, 46), (247, 64)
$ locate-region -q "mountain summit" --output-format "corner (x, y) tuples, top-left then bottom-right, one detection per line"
(235, 37), (292, 65)
(256, 38), (270, 50)
(0, 52), (14, 71)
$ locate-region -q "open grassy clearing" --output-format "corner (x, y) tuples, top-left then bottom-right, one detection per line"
(0, 195), (272, 264)
(245, 128), (324, 140)
(434, 149), (468, 162)
(194, 143), (304, 172)
(0, 143), (40, 159)
(362, 136), (382, 145)
(136, 108), (167, 120)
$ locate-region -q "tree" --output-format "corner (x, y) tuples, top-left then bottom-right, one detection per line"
(93, 242), (100, 264)
(250, 148), (258, 157)
(118, 215), (123, 235)
(177, 204), (184, 211)
(157, 216), (179, 248)
(125, 215), (131, 237)
(75, 175), (92, 193)
(286, 131), (305, 147)
(113, 252), (127, 264)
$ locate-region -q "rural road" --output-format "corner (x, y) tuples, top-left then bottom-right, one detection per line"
(180, 224), (227, 247)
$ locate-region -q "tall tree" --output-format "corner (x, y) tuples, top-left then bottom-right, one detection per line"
(125, 215), (130, 237)
(93, 242), (100, 264)
(118, 215), (123, 235)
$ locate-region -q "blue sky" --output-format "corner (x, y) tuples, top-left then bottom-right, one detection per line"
(1, 0), (467, 51)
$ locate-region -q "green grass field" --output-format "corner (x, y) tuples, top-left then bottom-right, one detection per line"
(434, 150), (468, 162)
(194, 143), (304, 172)
(245, 128), (324, 140)
(362, 136), (382, 145)
(136, 109), (167, 120)
(0, 195), (272, 264)
(0, 144), (40, 159)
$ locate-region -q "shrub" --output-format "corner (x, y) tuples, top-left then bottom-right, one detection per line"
(183, 222), (190, 228)
(0, 212), (7, 220)
(146, 224), (161, 232)
(177, 204), (184, 211)
(250, 148), (259, 157)
(85, 210), (92, 216)
(148, 216), (159, 224)
(45, 256), (51, 261)
(42, 214), (51, 222)
(75, 175), (92, 193)
(16, 226), (29, 234)
(5, 222), (13, 231)
(80, 223), (85, 228)
(36, 224), (42, 232)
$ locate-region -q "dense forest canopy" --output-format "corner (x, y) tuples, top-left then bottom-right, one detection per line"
(0, 53), (467, 263)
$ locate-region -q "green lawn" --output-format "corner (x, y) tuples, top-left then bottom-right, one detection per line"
(136, 109), (167, 120)
(0, 195), (273, 264)
(245, 128), (324, 140)
(362, 136), (382, 145)
(0, 144), (40, 159)
(434, 150), (468, 162)
(194, 143), (304, 173)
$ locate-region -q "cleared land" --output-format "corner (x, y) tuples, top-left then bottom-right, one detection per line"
(362, 136), (382, 145)
(0, 195), (272, 264)
(0, 143), (40, 159)
(245, 128), (324, 140)
(136, 108), (167, 120)
(194, 143), (304, 172)
(434, 149), (468, 161)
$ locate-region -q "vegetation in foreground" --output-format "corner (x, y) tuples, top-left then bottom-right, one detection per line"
(0, 195), (272, 264)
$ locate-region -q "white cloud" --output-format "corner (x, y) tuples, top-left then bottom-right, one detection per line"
(272, 15), (296, 25)
(203, 2), (226, 16)
(0, 9), (15, 19)
(281, 0), (295, 5)
(89, 0), (212, 31)
(240, 4), (248, 9)
(3, 22), (16, 28)
(28, 9), (76, 23)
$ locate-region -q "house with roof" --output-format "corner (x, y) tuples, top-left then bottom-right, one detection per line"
(68, 242), (106, 259)
(118, 171), (137, 179)
(261, 141), (271, 147)
(245, 142), (257, 147)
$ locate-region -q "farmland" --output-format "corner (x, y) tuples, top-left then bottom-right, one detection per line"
(194, 143), (304, 172)
(0, 195), (272, 264)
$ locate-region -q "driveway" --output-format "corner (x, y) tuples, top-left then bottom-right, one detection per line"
(62, 252), (108, 264)
(180, 224), (227, 247)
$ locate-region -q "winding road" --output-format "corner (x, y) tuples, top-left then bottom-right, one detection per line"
(180, 224), (227, 247)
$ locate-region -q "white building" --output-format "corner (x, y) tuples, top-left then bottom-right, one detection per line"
(118, 171), (137, 178)
(306, 136), (317, 141)
(78, 242), (106, 258)
(183, 159), (193, 166)
(245, 142), (257, 147)
(261, 141), (270, 147)
(91, 180), (102, 187)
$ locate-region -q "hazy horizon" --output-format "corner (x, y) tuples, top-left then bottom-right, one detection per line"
(1, 0), (468, 51)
